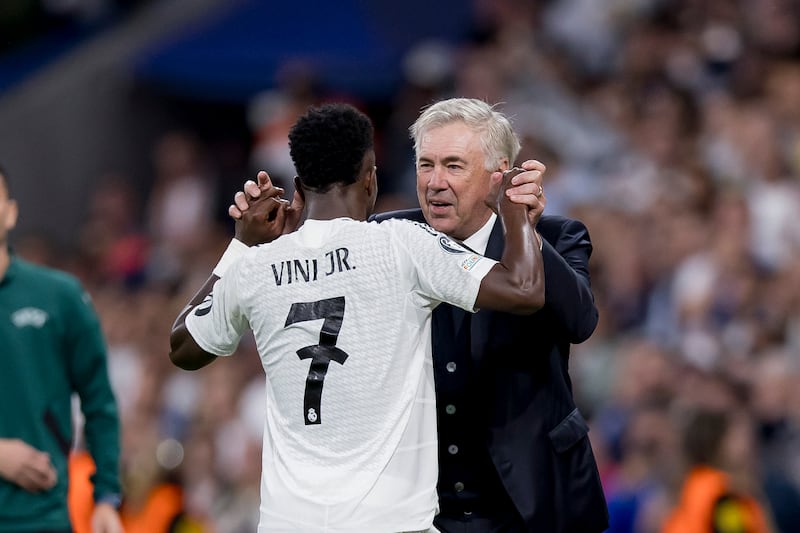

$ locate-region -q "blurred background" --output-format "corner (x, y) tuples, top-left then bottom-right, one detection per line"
(2, 0), (800, 531)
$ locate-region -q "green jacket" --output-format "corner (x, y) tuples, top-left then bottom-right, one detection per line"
(0, 255), (121, 531)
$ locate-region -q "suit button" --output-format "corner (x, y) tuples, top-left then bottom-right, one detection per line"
(445, 404), (456, 415)
(446, 362), (457, 372)
(454, 482), (465, 492)
(448, 444), (459, 455)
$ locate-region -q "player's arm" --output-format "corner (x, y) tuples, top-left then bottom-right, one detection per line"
(475, 168), (545, 314)
(169, 274), (221, 370)
(170, 185), (290, 370)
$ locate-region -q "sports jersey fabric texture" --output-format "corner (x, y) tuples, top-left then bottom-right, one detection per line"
(186, 218), (496, 532)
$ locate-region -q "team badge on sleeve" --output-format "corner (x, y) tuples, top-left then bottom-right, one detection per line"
(194, 293), (213, 316)
(438, 235), (468, 254)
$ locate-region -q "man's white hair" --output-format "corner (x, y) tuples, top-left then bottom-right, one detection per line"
(410, 98), (521, 171)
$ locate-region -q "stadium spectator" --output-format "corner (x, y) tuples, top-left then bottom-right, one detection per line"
(145, 131), (218, 287)
(662, 407), (772, 533)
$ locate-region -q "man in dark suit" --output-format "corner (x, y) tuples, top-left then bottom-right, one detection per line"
(372, 98), (608, 533)
(231, 98), (608, 532)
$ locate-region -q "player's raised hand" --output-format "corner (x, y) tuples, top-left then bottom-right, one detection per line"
(229, 170), (275, 219)
(229, 171), (304, 235)
(501, 159), (546, 225)
(234, 183), (289, 246)
(486, 167), (525, 212)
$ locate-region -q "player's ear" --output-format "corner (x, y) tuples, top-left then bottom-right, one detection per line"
(365, 166), (378, 215)
(293, 176), (306, 203)
(364, 166), (377, 197)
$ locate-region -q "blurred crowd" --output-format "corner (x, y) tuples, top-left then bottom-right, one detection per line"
(10, 0), (800, 531)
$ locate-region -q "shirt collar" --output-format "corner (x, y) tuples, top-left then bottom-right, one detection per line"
(462, 213), (496, 255)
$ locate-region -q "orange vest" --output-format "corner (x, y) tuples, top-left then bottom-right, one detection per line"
(68, 451), (202, 533)
(67, 451), (96, 533)
(662, 465), (769, 533)
(119, 483), (186, 533)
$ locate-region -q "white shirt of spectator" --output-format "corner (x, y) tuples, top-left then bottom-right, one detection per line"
(185, 217), (496, 532)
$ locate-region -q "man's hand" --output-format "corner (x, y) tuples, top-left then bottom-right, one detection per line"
(498, 159), (546, 226)
(229, 171), (304, 236)
(91, 502), (124, 533)
(0, 438), (57, 492)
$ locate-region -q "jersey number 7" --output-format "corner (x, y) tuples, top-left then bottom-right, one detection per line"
(284, 296), (348, 425)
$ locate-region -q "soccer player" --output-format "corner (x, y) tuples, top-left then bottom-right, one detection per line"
(169, 103), (544, 532)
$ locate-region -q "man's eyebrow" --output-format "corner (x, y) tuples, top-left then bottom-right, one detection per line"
(417, 155), (468, 164)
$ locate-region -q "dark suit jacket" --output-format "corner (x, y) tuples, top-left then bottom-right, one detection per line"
(371, 209), (609, 533)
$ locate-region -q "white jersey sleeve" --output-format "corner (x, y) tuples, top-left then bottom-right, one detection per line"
(184, 264), (249, 356)
(388, 220), (497, 312)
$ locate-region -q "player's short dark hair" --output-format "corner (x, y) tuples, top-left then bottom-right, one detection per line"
(288, 103), (374, 192)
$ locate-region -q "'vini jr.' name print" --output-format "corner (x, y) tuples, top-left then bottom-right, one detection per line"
(271, 247), (353, 286)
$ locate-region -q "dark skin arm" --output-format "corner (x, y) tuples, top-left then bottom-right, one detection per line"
(169, 186), (292, 370)
(169, 275), (220, 370)
(475, 168), (545, 315)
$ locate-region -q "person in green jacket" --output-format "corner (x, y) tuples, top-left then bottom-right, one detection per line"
(0, 166), (123, 533)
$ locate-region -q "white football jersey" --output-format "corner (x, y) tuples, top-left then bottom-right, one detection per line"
(185, 217), (496, 532)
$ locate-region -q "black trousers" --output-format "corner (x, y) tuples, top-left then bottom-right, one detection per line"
(434, 509), (525, 533)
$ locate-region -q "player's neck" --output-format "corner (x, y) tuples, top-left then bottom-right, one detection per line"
(303, 188), (369, 222)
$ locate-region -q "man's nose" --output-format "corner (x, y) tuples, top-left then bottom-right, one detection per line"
(427, 166), (448, 189)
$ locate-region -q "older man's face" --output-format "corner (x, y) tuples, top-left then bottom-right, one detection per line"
(415, 122), (500, 241)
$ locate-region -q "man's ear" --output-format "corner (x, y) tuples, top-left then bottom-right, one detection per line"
(364, 166), (377, 197)
(293, 176), (306, 202)
(3, 199), (18, 232)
